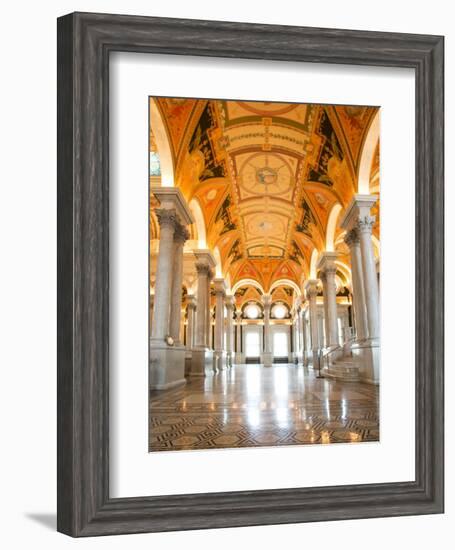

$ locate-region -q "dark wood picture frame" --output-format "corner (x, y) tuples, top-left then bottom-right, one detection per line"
(57, 12), (444, 537)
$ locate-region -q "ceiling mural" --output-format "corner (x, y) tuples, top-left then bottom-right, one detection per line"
(150, 98), (379, 292)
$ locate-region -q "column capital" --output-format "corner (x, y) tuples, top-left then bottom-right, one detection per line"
(152, 187), (194, 226)
(304, 279), (319, 298)
(174, 223), (190, 244)
(340, 194), (378, 231)
(261, 293), (272, 308)
(225, 294), (235, 309)
(344, 227), (360, 248)
(356, 215), (376, 235)
(195, 261), (211, 276)
(317, 251), (338, 275)
(155, 208), (178, 230)
(213, 278), (227, 296)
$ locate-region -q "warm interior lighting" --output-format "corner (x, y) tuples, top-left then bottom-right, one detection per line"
(245, 304), (260, 319)
(272, 304), (287, 319)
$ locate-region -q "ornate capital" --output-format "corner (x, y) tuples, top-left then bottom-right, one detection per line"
(304, 280), (319, 299)
(356, 215), (376, 235)
(174, 223), (190, 244)
(156, 208), (177, 230)
(225, 295), (235, 309)
(344, 228), (360, 248)
(306, 286), (318, 298)
(195, 261), (211, 276)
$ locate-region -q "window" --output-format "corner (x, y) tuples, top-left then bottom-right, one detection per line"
(245, 331), (260, 357)
(273, 331), (288, 357)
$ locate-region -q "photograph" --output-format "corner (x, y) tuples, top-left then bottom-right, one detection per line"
(149, 97), (381, 452)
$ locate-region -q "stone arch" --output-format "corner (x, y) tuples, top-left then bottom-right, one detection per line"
(188, 197), (207, 248)
(357, 110), (380, 194)
(232, 279), (265, 295)
(309, 248), (319, 280)
(150, 98), (175, 187)
(213, 246), (223, 278)
(269, 278), (302, 297)
(326, 203), (343, 252)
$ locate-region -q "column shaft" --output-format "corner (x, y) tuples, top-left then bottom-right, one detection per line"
(325, 268), (339, 347)
(263, 297), (272, 354)
(214, 292), (225, 352)
(168, 226), (188, 344)
(186, 300), (196, 349)
(358, 217), (380, 339)
(194, 264), (209, 347)
(151, 209), (176, 341)
(345, 229), (368, 340)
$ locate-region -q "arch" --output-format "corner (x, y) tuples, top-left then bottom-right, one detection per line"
(269, 278), (301, 297)
(232, 279), (265, 295)
(357, 110), (380, 194)
(335, 260), (352, 287)
(188, 198), (207, 248)
(213, 246), (223, 278)
(150, 98), (175, 187)
(309, 248), (319, 280)
(326, 203), (342, 252)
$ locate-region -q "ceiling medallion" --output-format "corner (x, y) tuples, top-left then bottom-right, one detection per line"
(256, 166), (278, 185)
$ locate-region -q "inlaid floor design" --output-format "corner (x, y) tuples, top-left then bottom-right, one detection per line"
(149, 364), (379, 452)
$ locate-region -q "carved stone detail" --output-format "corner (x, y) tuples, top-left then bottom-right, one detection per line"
(156, 208), (177, 230)
(356, 216), (376, 234)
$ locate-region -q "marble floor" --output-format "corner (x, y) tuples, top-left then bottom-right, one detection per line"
(149, 364), (379, 452)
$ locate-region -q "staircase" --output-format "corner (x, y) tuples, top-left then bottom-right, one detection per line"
(321, 339), (360, 382)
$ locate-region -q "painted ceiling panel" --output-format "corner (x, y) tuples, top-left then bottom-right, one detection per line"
(151, 97), (379, 291)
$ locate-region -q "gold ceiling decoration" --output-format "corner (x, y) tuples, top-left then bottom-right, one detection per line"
(151, 98), (379, 292)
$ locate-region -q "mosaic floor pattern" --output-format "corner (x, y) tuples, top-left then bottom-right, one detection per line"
(149, 364), (379, 452)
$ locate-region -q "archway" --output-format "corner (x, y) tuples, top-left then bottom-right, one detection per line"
(357, 110), (380, 194)
(149, 98), (175, 187)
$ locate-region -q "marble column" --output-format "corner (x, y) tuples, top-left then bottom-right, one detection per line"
(357, 216), (380, 340)
(301, 313), (308, 365)
(340, 194), (380, 384)
(206, 272), (213, 349)
(344, 228), (368, 340)
(317, 252), (339, 348)
(150, 209), (176, 342)
(225, 295), (234, 368)
(235, 308), (243, 363)
(319, 272), (330, 347)
(168, 224), (189, 344)
(186, 294), (197, 349)
(213, 278), (227, 372)
(194, 262), (210, 348)
(304, 280), (320, 368)
(261, 294), (273, 366)
(150, 188), (194, 390)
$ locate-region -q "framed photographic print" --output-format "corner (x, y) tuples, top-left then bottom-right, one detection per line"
(57, 12), (444, 536)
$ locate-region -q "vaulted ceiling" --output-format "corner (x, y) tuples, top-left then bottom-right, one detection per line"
(151, 98), (379, 292)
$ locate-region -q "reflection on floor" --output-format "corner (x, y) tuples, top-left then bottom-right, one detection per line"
(149, 364), (379, 452)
